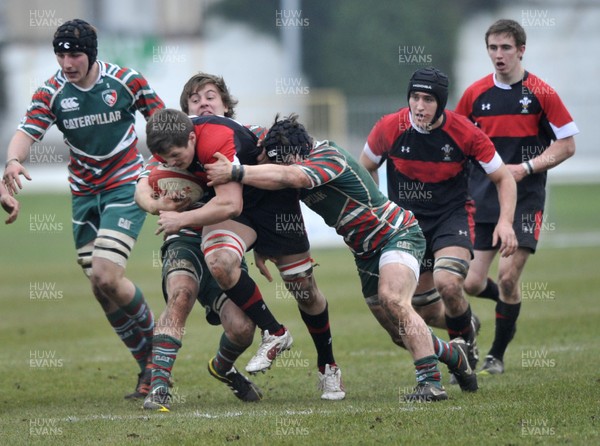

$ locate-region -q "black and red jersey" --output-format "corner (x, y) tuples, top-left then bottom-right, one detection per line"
(149, 115), (264, 207)
(188, 115), (264, 207)
(455, 71), (578, 223)
(364, 107), (501, 219)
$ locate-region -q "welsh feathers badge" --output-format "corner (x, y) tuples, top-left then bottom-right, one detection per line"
(102, 89), (117, 107)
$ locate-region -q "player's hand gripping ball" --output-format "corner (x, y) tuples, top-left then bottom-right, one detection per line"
(148, 165), (205, 203)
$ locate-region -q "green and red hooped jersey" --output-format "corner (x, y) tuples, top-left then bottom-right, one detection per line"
(18, 60), (164, 195)
(296, 141), (418, 257)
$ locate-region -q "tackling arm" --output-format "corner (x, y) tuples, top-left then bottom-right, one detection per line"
(206, 151), (312, 190)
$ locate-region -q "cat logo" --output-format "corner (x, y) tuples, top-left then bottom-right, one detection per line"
(60, 97), (79, 112)
(519, 96), (532, 114)
(118, 218), (132, 230)
(102, 89), (117, 107)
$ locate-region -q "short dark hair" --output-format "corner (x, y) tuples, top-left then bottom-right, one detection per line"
(485, 19), (527, 48)
(146, 109), (193, 156)
(179, 72), (238, 117)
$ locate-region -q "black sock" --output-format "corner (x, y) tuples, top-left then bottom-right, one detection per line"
(488, 301), (521, 361)
(445, 305), (474, 343)
(225, 270), (282, 334)
(299, 304), (335, 370)
(477, 277), (499, 302)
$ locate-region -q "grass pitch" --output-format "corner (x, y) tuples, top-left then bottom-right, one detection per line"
(1, 184), (599, 445)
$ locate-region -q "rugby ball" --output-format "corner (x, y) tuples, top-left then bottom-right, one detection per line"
(148, 165), (205, 203)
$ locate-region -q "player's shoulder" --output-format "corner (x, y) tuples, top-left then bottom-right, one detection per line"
(31, 71), (66, 104)
(100, 61), (143, 83)
(523, 71), (558, 97)
(313, 140), (342, 156)
(443, 110), (484, 140)
(463, 74), (495, 97)
(445, 109), (476, 128)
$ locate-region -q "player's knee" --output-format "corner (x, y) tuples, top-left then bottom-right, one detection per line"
(168, 285), (195, 307)
(463, 277), (484, 296)
(434, 257), (468, 300)
(90, 270), (119, 297)
(379, 293), (412, 320)
(436, 280), (464, 303)
(202, 230), (245, 287)
(498, 273), (519, 299)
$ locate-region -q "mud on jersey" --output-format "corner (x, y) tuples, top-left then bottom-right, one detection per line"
(18, 61), (164, 195)
(455, 71), (578, 223)
(296, 141), (418, 257)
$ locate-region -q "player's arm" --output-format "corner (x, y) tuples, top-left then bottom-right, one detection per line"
(3, 131), (35, 195)
(486, 163), (518, 257)
(359, 151), (380, 184)
(0, 181), (20, 224)
(206, 152), (311, 190)
(156, 181), (243, 235)
(126, 71), (165, 119)
(510, 136), (576, 182)
(472, 127), (517, 257)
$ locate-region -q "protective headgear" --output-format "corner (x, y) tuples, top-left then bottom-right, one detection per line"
(53, 19), (98, 71)
(407, 67), (449, 125)
(263, 114), (313, 163)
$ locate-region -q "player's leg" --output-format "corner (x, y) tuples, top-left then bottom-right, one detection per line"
(481, 247), (530, 375)
(464, 223), (500, 302)
(96, 188), (154, 398)
(362, 225), (446, 401)
(73, 190), (154, 399)
(366, 291), (476, 392)
(144, 238), (199, 411)
(208, 297), (263, 402)
(377, 253), (449, 401)
(202, 219), (292, 374)
(433, 246), (479, 369)
(271, 251), (345, 400)
(412, 270), (446, 329)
